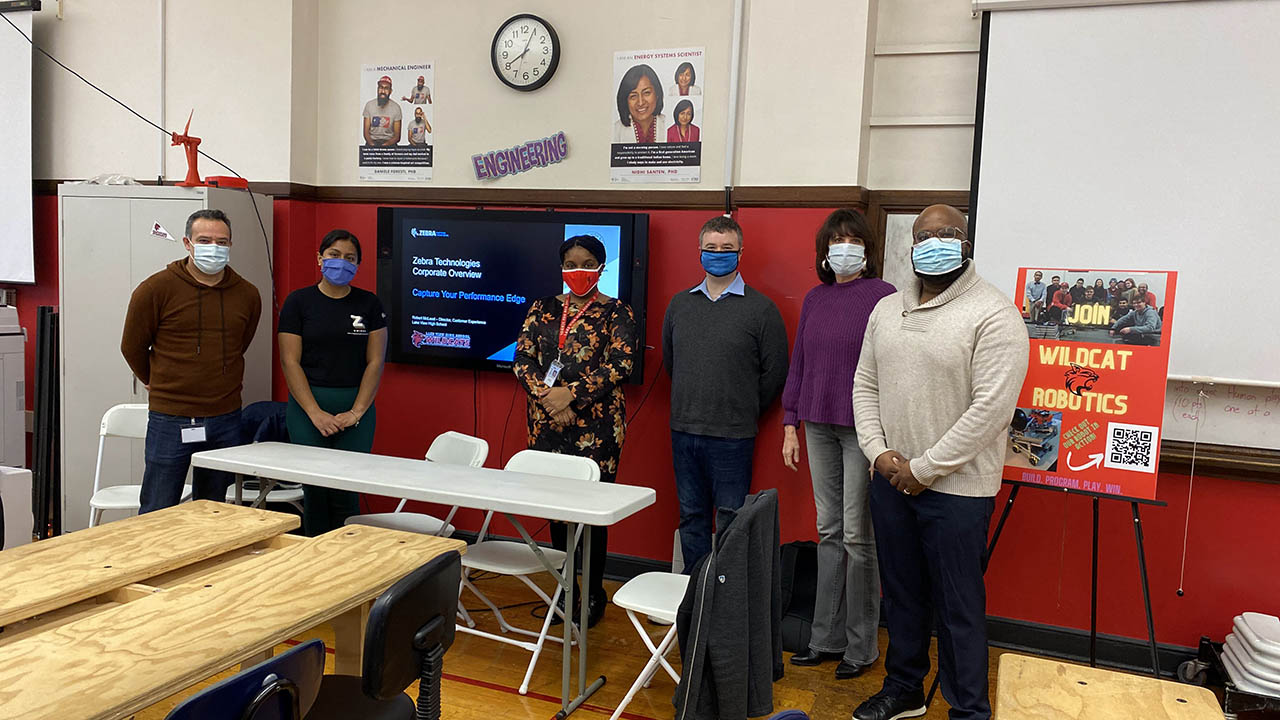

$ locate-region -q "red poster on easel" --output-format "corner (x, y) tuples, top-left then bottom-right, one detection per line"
(1006, 268), (1177, 500)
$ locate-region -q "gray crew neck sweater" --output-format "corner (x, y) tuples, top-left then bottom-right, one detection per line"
(662, 283), (790, 439)
(852, 262), (1029, 497)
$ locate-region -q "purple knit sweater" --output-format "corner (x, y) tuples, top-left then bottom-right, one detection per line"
(781, 277), (896, 427)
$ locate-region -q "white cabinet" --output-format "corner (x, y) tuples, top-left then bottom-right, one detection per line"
(58, 185), (274, 532)
(0, 306), (23, 469)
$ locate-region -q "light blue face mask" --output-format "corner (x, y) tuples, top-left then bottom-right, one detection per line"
(191, 243), (230, 275)
(910, 237), (965, 276)
(826, 243), (865, 276)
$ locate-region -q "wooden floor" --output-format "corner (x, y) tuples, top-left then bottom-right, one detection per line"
(131, 572), (1007, 720)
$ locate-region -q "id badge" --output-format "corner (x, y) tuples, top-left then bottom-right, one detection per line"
(543, 358), (565, 387)
(180, 423), (207, 444)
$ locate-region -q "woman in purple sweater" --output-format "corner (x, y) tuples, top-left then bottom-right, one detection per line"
(781, 209), (895, 679)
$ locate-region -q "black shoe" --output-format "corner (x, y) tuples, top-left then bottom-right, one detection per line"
(852, 688), (926, 720)
(789, 649), (844, 667)
(835, 659), (870, 680)
(549, 586), (581, 626)
(587, 590), (607, 629)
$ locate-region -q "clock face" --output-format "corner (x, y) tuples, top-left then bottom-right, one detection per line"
(491, 14), (559, 92)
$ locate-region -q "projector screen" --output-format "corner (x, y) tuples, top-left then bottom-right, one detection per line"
(376, 207), (649, 379)
(973, 0), (1280, 385)
(0, 10), (34, 284)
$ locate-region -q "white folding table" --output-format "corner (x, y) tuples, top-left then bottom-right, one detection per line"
(191, 442), (656, 718)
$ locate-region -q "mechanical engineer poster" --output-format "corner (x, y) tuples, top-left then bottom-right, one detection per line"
(1006, 268), (1177, 500)
(359, 62), (434, 181)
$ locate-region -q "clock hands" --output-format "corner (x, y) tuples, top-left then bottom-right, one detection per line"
(517, 28), (536, 58)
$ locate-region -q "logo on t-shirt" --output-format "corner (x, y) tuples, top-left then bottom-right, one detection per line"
(349, 315), (367, 335)
(371, 117), (390, 127)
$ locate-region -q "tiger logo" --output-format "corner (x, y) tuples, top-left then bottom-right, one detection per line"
(1064, 363), (1100, 396)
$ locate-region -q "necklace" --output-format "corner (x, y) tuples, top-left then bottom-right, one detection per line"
(632, 116), (656, 143)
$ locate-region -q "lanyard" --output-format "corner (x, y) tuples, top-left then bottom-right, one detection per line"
(557, 294), (596, 353)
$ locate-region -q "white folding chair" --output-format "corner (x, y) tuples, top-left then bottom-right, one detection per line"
(344, 430), (489, 536)
(607, 572), (690, 720)
(89, 403), (192, 527)
(224, 481), (304, 513)
(457, 449), (598, 695)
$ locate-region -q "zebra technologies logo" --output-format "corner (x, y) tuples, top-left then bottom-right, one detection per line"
(410, 228), (449, 238)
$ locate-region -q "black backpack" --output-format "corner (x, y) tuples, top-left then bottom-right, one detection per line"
(779, 540), (818, 655)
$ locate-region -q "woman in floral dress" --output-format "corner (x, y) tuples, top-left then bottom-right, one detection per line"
(513, 234), (638, 627)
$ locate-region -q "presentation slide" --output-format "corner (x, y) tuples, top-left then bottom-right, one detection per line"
(387, 212), (623, 365)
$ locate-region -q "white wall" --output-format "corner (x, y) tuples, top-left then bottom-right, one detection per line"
(866, 0), (979, 189)
(736, 0), (875, 187)
(29, 0), (970, 191)
(32, 0), (296, 183)
(33, 1), (168, 182)
(311, 0), (734, 189)
(290, 0), (319, 186)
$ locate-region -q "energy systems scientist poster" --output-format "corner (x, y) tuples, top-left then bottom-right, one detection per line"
(1006, 268), (1177, 500)
(610, 47), (705, 183)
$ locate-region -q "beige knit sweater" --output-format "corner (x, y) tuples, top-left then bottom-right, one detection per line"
(852, 262), (1029, 497)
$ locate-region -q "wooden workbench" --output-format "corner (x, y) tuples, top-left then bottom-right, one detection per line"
(0, 500), (464, 720)
(996, 653), (1223, 719)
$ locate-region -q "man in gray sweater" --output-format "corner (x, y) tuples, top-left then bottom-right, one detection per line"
(1110, 296), (1162, 345)
(663, 215), (789, 572)
(851, 205), (1029, 720)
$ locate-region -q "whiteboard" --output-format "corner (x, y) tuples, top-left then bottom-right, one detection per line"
(974, 0), (1280, 387)
(1165, 380), (1280, 450)
(0, 10), (34, 284)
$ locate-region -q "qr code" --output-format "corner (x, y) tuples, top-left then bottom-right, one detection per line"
(1103, 422), (1160, 474)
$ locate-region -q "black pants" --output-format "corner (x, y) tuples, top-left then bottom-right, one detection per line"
(870, 472), (995, 720)
(550, 522), (607, 598)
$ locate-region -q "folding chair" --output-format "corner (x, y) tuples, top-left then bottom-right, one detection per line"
(345, 430), (488, 537)
(89, 403), (191, 527)
(456, 449), (598, 694)
(608, 571), (690, 720)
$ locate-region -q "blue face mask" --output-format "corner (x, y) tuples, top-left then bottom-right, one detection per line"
(321, 257), (357, 286)
(910, 238), (965, 276)
(700, 249), (740, 277)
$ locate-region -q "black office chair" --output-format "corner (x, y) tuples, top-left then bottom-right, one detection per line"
(305, 550), (463, 720)
(165, 640), (326, 720)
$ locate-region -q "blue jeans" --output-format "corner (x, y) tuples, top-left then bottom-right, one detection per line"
(870, 472), (995, 720)
(671, 430), (755, 572)
(140, 410), (242, 513)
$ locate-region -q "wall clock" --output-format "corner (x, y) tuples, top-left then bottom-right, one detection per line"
(491, 14), (560, 92)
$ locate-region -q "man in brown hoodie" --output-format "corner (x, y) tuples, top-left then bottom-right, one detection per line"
(121, 209), (262, 512)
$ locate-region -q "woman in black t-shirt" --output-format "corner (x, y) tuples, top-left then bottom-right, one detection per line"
(278, 229), (387, 535)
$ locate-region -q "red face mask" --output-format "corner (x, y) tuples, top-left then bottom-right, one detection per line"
(562, 268), (601, 297)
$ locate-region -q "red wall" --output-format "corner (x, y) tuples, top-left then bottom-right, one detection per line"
(10, 193), (1278, 651)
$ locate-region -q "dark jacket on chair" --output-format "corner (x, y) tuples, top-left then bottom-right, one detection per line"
(674, 489), (783, 720)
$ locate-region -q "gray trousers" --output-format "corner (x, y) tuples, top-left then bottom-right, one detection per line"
(804, 421), (880, 665)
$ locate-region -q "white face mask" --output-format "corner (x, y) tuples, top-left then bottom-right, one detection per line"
(826, 243), (865, 276)
(191, 243), (230, 275)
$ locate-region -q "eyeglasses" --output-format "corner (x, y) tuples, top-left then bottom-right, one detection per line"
(913, 226), (966, 244)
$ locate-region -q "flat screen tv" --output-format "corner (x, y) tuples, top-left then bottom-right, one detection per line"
(377, 207), (649, 381)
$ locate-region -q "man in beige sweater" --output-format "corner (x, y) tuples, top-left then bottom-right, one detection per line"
(851, 205), (1028, 720)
